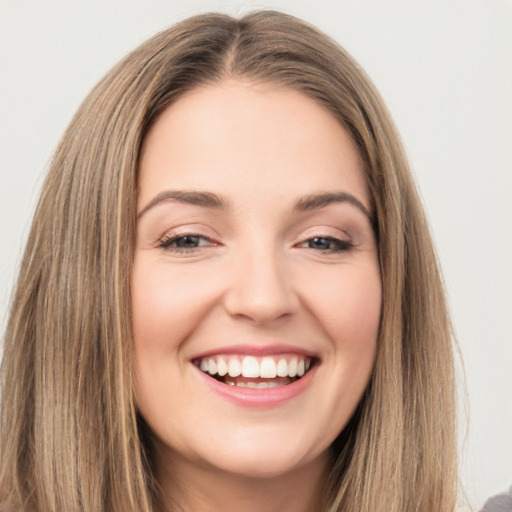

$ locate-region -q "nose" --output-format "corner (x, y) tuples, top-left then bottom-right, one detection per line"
(223, 246), (299, 325)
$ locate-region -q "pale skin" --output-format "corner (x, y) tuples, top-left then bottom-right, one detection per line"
(133, 80), (382, 512)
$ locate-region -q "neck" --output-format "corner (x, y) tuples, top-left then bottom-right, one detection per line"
(153, 445), (330, 512)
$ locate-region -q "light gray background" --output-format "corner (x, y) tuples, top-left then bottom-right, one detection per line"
(1, 1), (511, 509)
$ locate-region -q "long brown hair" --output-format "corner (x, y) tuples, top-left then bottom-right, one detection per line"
(0, 11), (457, 511)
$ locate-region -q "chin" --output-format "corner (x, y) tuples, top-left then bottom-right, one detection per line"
(193, 430), (330, 480)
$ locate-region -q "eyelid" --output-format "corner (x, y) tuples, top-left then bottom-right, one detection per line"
(296, 235), (353, 249)
(160, 233), (215, 246)
(294, 226), (353, 244)
(156, 224), (222, 252)
(156, 222), (220, 242)
(291, 225), (356, 255)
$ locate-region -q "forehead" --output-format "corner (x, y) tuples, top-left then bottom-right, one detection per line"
(138, 80), (369, 211)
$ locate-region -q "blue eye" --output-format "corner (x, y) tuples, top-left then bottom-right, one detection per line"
(159, 234), (213, 252)
(301, 236), (353, 253)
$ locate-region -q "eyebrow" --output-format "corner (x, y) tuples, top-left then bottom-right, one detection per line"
(293, 192), (373, 222)
(137, 190), (230, 218)
(137, 189), (373, 222)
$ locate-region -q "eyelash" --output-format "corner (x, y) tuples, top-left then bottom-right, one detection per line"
(158, 233), (353, 254)
(296, 236), (354, 254)
(158, 233), (216, 253)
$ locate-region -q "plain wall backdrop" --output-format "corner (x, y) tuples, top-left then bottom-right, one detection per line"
(1, 0), (511, 509)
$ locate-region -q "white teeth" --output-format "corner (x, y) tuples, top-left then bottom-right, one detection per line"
(208, 359), (217, 375)
(220, 377), (291, 389)
(288, 358), (298, 377)
(198, 354), (313, 379)
(228, 358), (242, 377)
(260, 357), (277, 378)
(241, 356), (259, 378)
(276, 358), (288, 377)
(217, 357), (228, 376)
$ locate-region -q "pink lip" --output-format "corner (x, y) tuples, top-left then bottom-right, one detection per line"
(190, 343), (318, 359)
(192, 362), (317, 408)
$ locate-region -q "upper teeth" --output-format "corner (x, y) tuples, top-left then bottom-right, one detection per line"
(198, 355), (312, 379)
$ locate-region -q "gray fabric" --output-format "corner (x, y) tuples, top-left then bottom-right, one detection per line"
(480, 485), (512, 512)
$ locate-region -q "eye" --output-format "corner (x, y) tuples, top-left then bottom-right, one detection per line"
(159, 234), (216, 252)
(299, 236), (353, 253)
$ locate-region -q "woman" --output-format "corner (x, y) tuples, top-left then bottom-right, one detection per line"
(0, 11), (457, 512)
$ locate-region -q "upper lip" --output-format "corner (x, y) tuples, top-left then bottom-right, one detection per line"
(190, 343), (319, 360)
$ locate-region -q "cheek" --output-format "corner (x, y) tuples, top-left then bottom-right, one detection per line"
(131, 259), (203, 423)
(304, 263), (382, 354)
(292, 262), (381, 442)
(131, 258), (214, 353)
(319, 263), (381, 417)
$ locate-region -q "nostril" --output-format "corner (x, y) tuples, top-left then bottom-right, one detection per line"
(222, 257), (299, 324)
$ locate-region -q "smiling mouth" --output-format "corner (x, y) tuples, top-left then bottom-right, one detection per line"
(193, 354), (315, 388)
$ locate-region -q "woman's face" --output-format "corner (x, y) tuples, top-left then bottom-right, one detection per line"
(133, 80), (381, 479)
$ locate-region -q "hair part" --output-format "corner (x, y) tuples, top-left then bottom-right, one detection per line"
(0, 10), (457, 512)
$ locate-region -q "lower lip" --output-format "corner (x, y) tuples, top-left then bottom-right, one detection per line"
(193, 365), (316, 408)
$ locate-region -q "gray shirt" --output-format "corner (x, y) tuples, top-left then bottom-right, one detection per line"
(480, 485), (512, 512)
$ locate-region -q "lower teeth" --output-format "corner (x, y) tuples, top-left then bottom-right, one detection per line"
(219, 375), (296, 388)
